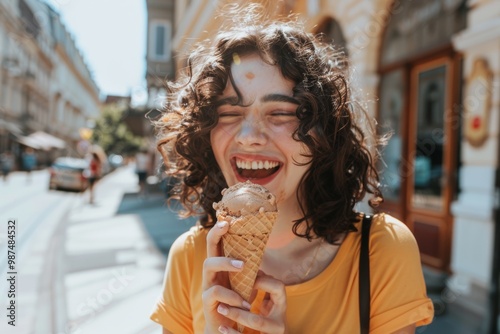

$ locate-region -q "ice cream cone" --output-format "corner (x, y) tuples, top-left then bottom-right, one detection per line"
(221, 210), (278, 302)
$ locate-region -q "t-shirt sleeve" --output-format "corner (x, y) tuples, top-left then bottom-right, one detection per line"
(369, 214), (434, 334)
(150, 229), (196, 334)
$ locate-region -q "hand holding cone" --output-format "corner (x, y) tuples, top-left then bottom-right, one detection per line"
(213, 181), (278, 332)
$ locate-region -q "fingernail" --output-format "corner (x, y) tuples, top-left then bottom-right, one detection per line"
(242, 300), (252, 310)
(231, 260), (243, 268)
(218, 325), (229, 334)
(217, 221), (227, 228)
(217, 304), (228, 315)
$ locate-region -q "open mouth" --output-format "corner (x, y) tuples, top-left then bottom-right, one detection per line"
(234, 158), (281, 179)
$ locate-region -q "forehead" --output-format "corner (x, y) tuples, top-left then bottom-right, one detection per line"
(230, 53), (275, 75)
(225, 53), (295, 97)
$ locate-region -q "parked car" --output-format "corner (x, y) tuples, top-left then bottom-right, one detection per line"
(49, 157), (89, 191)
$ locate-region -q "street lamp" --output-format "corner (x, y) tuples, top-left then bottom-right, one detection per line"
(77, 119), (95, 156)
(79, 127), (93, 141)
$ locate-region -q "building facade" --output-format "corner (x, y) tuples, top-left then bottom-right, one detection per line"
(145, 0), (176, 110)
(147, 0), (500, 321)
(0, 0), (100, 163)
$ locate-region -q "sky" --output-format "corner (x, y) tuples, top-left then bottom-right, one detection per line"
(44, 0), (147, 105)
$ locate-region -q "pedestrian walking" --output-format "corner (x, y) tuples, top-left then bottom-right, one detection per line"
(135, 148), (150, 197)
(1, 150), (15, 181)
(87, 152), (102, 204)
(150, 4), (434, 334)
(22, 147), (37, 182)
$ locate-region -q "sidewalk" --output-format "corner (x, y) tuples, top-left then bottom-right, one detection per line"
(49, 165), (196, 334)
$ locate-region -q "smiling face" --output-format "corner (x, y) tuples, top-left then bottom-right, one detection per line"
(210, 53), (311, 209)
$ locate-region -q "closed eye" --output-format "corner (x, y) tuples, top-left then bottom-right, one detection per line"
(268, 110), (299, 126)
(218, 112), (241, 117)
(217, 110), (244, 124)
(270, 111), (296, 116)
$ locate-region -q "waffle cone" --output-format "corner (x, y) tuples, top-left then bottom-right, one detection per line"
(221, 211), (277, 303)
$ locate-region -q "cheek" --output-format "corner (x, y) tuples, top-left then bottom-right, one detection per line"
(267, 120), (299, 135)
(210, 125), (232, 160)
(281, 138), (311, 165)
(209, 130), (221, 159)
(297, 143), (312, 164)
(211, 122), (241, 141)
(211, 125), (228, 145)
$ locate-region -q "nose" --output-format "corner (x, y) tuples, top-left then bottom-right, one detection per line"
(236, 115), (267, 147)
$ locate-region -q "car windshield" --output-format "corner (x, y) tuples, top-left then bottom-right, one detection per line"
(53, 158), (88, 169)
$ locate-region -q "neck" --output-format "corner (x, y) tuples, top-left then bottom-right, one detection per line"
(263, 236), (330, 285)
(261, 199), (343, 285)
(266, 193), (319, 252)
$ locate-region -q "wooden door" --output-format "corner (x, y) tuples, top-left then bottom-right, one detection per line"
(377, 55), (460, 271)
(405, 57), (458, 270)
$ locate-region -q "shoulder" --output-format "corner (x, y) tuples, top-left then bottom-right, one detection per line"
(370, 213), (416, 247)
(164, 225), (208, 284)
(369, 213), (420, 257)
(169, 225), (208, 260)
(366, 215), (434, 331)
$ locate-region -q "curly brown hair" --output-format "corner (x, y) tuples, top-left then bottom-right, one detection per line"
(156, 5), (383, 243)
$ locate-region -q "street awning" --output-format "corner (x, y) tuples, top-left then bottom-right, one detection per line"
(17, 131), (66, 150)
(17, 135), (42, 149)
(0, 119), (23, 135)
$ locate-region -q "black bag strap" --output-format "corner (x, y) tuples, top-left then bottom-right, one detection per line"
(359, 214), (372, 334)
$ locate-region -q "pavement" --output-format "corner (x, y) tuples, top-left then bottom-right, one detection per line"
(2, 165), (196, 334)
(2, 165), (491, 334)
(55, 166), (197, 334)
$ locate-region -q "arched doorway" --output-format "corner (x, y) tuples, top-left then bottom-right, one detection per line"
(377, 0), (467, 271)
(314, 17), (348, 57)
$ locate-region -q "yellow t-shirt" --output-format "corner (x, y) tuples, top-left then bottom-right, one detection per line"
(150, 214), (434, 333)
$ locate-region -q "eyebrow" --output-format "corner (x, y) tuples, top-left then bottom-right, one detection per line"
(215, 94), (299, 107)
(261, 94), (299, 104)
(214, 96), (239, 107)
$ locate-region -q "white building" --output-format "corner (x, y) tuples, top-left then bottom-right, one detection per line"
(0, 0), (100, 163)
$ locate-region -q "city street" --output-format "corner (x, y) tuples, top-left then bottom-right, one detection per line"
(0, 166), (197, 334)
(0, 170), (84, 333)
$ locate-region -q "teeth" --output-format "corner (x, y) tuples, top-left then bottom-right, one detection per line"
(236, 159), (279, 170)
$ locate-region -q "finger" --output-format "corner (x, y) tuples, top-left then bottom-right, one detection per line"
(217, 324), (242, 334)
(216, 304), (284, 333)
(207, 220), (230, 258)
(217, 325), (236, 334)
(202, 286), (252, 311)
(254, 275), (287, 307)
(203, 256), (244, 287)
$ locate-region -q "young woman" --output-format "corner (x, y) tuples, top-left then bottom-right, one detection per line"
(87, 152), (101, 204)
(150, 6), (433, 334)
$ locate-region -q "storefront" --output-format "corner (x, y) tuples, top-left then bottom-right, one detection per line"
(294, 0), (500, 316)
(307, 0), (466, 275)
(376, 0), (466, 273)
(304, 0), (495, 315)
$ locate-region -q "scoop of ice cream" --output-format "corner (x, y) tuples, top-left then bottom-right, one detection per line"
(213, 181), (277, 217)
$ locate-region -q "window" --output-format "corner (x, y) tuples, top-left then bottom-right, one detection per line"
(155, 26), (165, 56)
(149, 20), (171, 61)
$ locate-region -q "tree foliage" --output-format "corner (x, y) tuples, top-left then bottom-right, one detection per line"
(91, 105), (144, 156)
